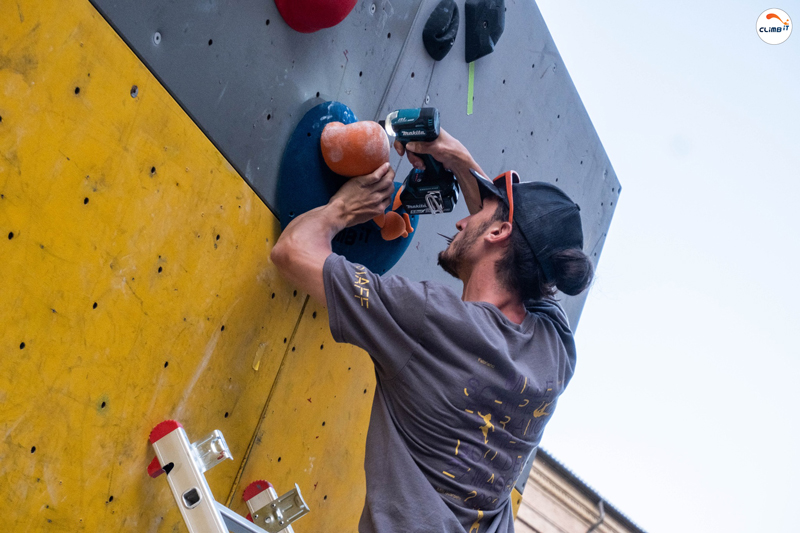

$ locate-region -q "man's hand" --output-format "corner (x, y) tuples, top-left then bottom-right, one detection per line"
(330, 162), (396, 227)
(394, 127), (485, 216)
(393, 127), (467, 171)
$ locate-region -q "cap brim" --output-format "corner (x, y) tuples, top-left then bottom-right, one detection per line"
(470, 169), (508, 203)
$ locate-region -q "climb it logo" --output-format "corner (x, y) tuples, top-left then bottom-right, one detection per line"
(756, 9), (792, 44)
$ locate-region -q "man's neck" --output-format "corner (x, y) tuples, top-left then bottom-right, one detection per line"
(461, 262), (527, 325)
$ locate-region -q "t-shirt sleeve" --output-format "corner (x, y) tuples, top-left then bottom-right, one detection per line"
(323, 253), (427, 380)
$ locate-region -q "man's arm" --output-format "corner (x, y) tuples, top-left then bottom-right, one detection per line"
(395, 128), (487, 215)
(270, 163), (395, 305)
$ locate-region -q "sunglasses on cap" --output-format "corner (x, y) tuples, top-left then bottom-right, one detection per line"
(470, 169), (521, 225)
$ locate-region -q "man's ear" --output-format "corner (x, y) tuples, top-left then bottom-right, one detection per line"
(485, 221), (513, 244)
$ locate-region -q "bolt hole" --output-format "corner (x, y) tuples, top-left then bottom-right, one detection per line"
(359, 71), (363, 77)
(502, 79), (505, 84)
(164, 361), (168, 368)
(101, 401), (106, 408)
(93, 302), (97, 309)
(501, 149), (504, 153)
(320, 344), (324, 349)
(158, 266), (162, 273)
(278, 457), (281, 462)
(267, 114), (271, 120)
(74, 87), (80, 94)
(20, 342), (25, 349)
(216, 234), (220, 240)
(411, 72), (415, 78)
(283, 338), (287, 343)
(387, 32), (391, 38)
(312, 311), (317, 319)
(363, 389), (367, 394)
(130, 85), (138, 98)
(31, 446), (36, 453)
(224, 412), (229, 418)
(316, 92), (320, 97)
(306, 132), (311, 137)
(271, 293), (275, 299)
(322, 421), (325, 426)
(324, 495), (328, 500)
(221, 325), (225, 331)
(291, 347), (295, 352)
(84, 197), (89, 204)
(8, 232), (13, 239)
(266, 19), (270, 25)
(151, 166), (156, 174)
(208, 39), (213, 45)
(108, 496), (114, 502)
(557, 114), (560, 118)
(293, 290), (297, 297)
(0, 115), (3, 122)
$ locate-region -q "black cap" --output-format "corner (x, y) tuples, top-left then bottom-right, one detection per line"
(470, 169), (584, 283)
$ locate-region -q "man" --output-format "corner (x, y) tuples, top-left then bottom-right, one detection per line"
(270, 129), (593, 533)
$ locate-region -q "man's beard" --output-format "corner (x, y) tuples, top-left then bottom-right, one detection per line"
(437, 220), (492, 279)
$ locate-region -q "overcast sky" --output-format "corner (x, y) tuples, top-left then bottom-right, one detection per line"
(533, 1), (800, 532)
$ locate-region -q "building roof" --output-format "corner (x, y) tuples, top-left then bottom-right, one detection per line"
(536, 448), (649, 533)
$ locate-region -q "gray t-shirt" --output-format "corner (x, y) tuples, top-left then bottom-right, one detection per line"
(323, 253), (577, 533)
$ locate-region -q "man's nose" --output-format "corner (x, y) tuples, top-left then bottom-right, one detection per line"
(456, 217), (468, 231)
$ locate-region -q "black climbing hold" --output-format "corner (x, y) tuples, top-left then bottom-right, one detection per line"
(465, 0), (505, 63)
(423, 0), (459, 61)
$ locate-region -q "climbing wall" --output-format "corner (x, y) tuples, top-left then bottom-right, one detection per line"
(1, 0), (619, 530)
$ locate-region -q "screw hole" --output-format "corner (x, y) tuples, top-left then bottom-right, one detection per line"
(31, 446), (36, 453)
(101, 401), (106, 408)
(271, 293), (275, 299)
(324, 495), (328, 500)
(74, 87), (80, 94)
(224, 412), (229, 418)
(221, 325), (225, 331)
(151, 166), (156, 174)
(208, 39), (213, 45)
(130, 85), (138, 98)
(278, 457), (281, 462)
(216, 234), (220, 240)
(387, 32), (391, 38)
(158, 266), (162, 273)
(322, 421), (326, 426)
(293, 290), (297, 297)
(20, 342), (25, 349)
(359, 71), (363, 77)
(283, 338), (287, 343)
(320, 344), (324, 349)
(312, 311), (317, 319)
(411, 72), (415, 78)
(8, 232), (13, 239)
(267, 114), (271, 120)
(291, 347), (295, 352)
(266, 19), (270, 25)
(93, 302), (97, 309)
(164, 361), (168, 368)
(84, 197), (89, 205)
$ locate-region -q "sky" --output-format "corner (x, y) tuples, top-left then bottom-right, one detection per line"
(532, 1), (800, 532)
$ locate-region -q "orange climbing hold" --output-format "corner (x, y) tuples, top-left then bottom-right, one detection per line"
(321, 121), (390, 177)
(380, 211), (408, 240)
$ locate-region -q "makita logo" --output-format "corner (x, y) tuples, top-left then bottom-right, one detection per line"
(403, 129), (427, 137)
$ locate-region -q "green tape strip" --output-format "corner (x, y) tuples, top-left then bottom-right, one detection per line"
(467, 61), (475, 115)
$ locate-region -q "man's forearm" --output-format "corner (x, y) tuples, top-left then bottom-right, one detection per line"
(270, 200), (348, 305)
(449, 152), (486, 216)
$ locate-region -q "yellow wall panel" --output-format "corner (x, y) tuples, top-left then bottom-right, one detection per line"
(230, 297), (377, 532)
(0, 1), (306, 530)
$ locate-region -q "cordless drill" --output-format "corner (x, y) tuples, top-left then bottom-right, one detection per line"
(379, 108), (459, 215)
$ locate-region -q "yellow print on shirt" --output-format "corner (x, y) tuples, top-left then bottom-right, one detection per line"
(477, 412), (494, 444)
(469, 510), (484, 533)
(353, 268), (370, 308)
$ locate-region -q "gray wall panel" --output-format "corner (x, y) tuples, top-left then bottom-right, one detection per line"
(91, 0), (425, 209)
